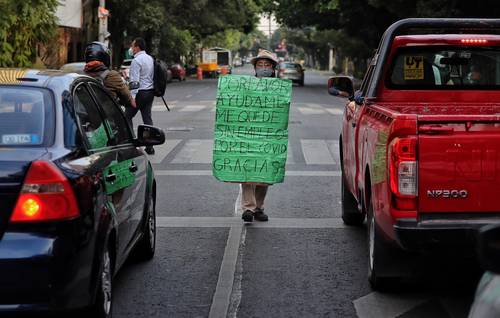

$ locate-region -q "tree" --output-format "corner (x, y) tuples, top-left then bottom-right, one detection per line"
(0, 0), (58, 67)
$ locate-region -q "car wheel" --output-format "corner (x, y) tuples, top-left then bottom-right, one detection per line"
(134, 189), (156, 260)
(87, 244), (113, 318)
(341, 171), (364, 226)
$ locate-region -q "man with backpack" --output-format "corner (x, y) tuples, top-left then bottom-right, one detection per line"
(126, 37), (156, 154)
(84, 42), (136, 108)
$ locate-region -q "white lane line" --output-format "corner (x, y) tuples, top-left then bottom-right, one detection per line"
(286, 141), (295, 164)
(208, 225), (243, 318)
(154, 170), (340, 177)
(179, 105), (207, 112)
(152, 105), (168, 112)
(186, 94), (193, 98)
(297, 107), (326, 115)
(156, 217), (346, 228)
(326, 140), (340, 164)
(353, 292), (427, 318)
(234, 185), (242, 216)
(301, 140), (336, 165)
(148, 139), (182, 164)
(325, 108), (343, 115)
(171, 139), (213, 163)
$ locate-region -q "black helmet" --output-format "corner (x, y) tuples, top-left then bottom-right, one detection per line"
(84, 41), (111, 67)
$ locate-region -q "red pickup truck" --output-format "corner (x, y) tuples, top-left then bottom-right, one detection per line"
(329, 18), (500, 289)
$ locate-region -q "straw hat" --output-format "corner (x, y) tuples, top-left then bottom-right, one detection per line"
(250, 49), (279, 67)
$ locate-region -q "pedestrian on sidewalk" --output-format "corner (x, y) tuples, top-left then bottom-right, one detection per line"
(241, 49), (279, 223)
(125, 37), (156, 155)
(84, 42), (136, 108)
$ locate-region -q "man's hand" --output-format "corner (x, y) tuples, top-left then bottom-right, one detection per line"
(131, 98), (137, 108)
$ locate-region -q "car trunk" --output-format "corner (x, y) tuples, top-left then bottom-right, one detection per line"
(0, 149), (48, 238)
(418, 121), (500, 213)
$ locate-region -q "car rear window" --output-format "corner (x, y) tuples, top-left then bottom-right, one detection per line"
(280, 63), (301, 70)
(387, 46), (500, 89)
(0, 86), (54, 147)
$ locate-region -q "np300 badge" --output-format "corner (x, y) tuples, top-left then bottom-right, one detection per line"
(427, 189), (468, 198)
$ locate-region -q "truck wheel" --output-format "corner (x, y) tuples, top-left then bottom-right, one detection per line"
(341, 172), (365, 226)
(367, 204), (400, 291)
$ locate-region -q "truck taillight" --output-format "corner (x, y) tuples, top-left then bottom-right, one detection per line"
(11, 161), (80, 222)
(389, 137), (417, 209)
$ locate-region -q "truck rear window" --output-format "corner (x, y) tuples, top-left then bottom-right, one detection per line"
(387, 46), (500, 89)
(0, 86), (54, 147)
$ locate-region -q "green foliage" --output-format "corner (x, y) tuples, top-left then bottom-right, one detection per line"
(0, 0), (58, 67)
(108, 0), (263, 64)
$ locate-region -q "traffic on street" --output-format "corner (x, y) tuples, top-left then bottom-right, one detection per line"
(2, 1), (500, 318)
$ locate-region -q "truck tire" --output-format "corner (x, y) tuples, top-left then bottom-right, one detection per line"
(341, 172), (365, 226)
(367, 203), (400, 291)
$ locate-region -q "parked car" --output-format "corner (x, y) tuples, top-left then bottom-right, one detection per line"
(119, 58), (133, 82)
(331, 18), (500, 290)
(0, 68), (165, 317)
(233, 57), (243, 67)
(60, 62), (86, 74)
(277, 62), (305, 86)
(469, 224), (500, 318)
(169, 63), (186, 81)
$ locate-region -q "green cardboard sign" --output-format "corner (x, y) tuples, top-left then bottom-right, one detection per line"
(213, 75), (292, 184)
(87, 123), (109, 149)
(104, 159), (136, 194)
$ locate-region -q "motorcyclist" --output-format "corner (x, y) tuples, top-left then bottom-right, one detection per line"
(84, 41), (135, 108)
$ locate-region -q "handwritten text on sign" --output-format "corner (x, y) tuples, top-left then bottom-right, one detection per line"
(213, 75), (292, 184)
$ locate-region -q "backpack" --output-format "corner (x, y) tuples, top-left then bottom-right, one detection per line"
(153, 58), (169, 97)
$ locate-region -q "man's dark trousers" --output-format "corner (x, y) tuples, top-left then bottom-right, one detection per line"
(126, 89), (156, 153)
(126, 89), (155, 127)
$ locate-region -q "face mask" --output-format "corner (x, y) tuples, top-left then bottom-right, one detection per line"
(128, 48), (134, 57)
(255, 68), (274, 78)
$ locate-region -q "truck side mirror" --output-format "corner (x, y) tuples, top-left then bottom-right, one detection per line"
(477, 224), (500, 274)
(327, 76), (354, 99)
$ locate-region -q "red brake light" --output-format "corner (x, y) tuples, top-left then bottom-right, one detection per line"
(461, 39), (488, 44)
(11, 161), (80, 222)
(389, 137), (418, 210)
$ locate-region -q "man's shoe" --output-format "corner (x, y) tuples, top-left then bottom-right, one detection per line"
(253, 209), (268, 222)
(242, 210), (254, 222)
(145, 147), (155, 155)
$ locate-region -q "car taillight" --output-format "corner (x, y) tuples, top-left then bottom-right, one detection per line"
(11, 161), (79, 222)
(389, 137), (417, 210)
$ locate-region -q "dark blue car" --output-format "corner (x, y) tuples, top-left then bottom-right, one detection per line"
(0, 69), (165, 317)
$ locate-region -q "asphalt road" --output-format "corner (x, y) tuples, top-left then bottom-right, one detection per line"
(111, 65), (480, 318)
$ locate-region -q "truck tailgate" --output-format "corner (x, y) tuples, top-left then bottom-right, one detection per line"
(418, 123), (500, 213)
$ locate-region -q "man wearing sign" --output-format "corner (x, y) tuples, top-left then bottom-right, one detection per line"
(213, 50), (291, 223)
(245, 50), (281, 222)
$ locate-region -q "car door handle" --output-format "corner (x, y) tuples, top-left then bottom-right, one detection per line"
(105, 173), (117, 183)
(129, 162), (138, 173)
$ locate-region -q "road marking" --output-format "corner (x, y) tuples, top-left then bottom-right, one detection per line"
(301, 140), (337, 165)
(171, 139), (213, 163)
(147, 139), (182, 164)
(353, 292), (427, 318)
(186, 94), (193, 98)
(297, 107), (325, 115)
(154, 170), (340, 177)
(208, 225), (243, 318)
(325, 108), (343, 115)
(156, 217), (346, 228)
(234, 185), (242, 216)
(178, 105), (206, 112)
(152, 105), (168, 112)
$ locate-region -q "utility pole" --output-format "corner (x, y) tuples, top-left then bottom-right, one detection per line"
(268, 14), (272, 50)
(98, 0), (109, 44)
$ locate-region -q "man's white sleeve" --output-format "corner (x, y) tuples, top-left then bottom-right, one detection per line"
(129, 59), (140, 97)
